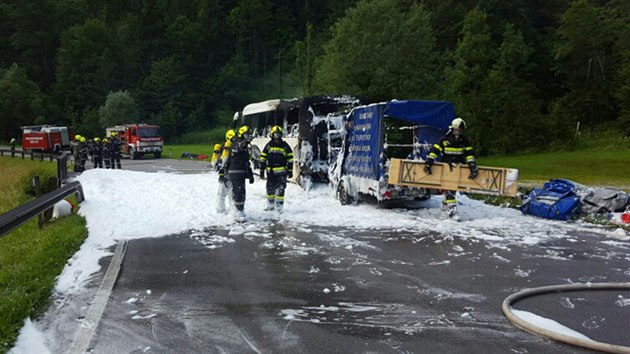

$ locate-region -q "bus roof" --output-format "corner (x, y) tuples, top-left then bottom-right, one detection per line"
(242, 99), (283, 116)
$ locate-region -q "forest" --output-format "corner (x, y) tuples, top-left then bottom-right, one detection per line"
(1, 0), (628, 155)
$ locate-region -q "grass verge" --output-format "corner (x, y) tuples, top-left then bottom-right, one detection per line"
(0, 157), (88, 351)
(478, 147), (630, 191)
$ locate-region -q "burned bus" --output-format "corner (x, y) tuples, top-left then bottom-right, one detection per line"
(234, 96), (363, 189)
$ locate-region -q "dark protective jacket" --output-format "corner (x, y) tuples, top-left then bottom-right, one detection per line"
(260, 139), (294, 175)
(225, 135), (252, 177)
(111, 138), (121, 154)
(426, 132), (475, 165)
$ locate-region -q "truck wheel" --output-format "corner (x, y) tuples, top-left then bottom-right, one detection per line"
(154, 152), (161, 159)
(337, 182), (353, 205)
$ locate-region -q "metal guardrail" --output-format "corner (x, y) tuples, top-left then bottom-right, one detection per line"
(0, 148), (59, 161)
(0, 181), (85, 238)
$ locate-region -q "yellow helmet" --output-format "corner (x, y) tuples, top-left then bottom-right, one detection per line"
(94, 137), (100, 142)
(103, 138), (109, 143)
(270, 125), (283, 138)
(225, 129), (236, 141)
(75, 134), (81, 140)
(238, 125), (250, 137)
(80, 136), (87, 143)
(111, 131), (117, 137)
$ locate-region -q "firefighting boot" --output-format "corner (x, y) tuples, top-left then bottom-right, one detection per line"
(442, 196), (458, 218)
(264, 199), (275, 211)
(235, 209), (246, 222)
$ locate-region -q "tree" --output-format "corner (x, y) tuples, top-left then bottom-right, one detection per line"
(313, 0), (438, 101)
(482, 24), (544, 154)
(98, 91), (140, 129)
(442, 7), (495, 152)
(551, 0), (620, 138)
(0, 64), (45, 141)
(55, 18), (115, 114)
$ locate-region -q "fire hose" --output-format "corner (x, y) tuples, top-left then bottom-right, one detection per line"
(502, 282), (630, 354)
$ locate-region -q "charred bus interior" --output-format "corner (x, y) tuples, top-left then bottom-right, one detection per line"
(238, 96), (363, 186)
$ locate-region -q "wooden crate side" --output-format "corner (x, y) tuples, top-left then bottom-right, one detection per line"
(388, 159), (518, 196)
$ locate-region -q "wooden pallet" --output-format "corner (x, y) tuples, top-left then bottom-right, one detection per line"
(387, 159), (519, 197)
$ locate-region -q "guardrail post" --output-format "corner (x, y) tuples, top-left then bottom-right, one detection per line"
(21, 150), (25, 159)
(33, 176), (43, 229)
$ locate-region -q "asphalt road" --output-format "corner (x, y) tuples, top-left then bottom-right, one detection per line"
(48, 158), (630, 353)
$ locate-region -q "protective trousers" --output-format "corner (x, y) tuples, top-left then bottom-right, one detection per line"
(266, 174), (287, 210)
(229, 175), (246, 211)
(216, 179), (232, 213)
(111, 153), (121, 169)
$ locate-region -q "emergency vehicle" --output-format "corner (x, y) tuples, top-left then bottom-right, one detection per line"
(332, 100), (518, 206)
(20, 125), (72, 153)
(106, 124), (163, 159)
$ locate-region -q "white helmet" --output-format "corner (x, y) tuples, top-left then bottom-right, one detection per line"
(450, 117), (466, 130)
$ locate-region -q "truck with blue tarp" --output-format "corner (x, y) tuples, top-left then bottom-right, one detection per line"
(331, 100), (455, 205)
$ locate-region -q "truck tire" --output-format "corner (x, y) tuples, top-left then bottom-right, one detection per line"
(154, 152), (161, 159)
(337, 182), (353, 205)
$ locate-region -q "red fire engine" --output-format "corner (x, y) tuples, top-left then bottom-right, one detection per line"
(21, 125), (72, 153)
(106, 124), (163, 159)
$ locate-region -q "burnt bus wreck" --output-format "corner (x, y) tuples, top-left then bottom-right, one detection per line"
(234, 96), (363, 189)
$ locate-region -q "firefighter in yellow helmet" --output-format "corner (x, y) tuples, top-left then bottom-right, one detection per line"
(424, 117), (478, 218)
(92, 137), (103, 168)
(216, 129), (237, 213)
(223, 125), (254, 221)
(260, 125), (293, 212)
(102, 138), (112, 169)
(109, 131), (122, 169)
(78, 136), (89, 172)
(72, 135), (82, 172)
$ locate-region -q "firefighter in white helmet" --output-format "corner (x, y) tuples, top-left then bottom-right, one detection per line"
(424, 117), (478, 218)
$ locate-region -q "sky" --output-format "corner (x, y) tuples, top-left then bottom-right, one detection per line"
(8, 168), (629, 353)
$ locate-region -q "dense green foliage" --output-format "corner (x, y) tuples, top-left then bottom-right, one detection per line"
(1, 0), (629, 152)
(0, 157), (87, 351)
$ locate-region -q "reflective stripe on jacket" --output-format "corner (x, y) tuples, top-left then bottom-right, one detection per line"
(260, 139), (293, 175)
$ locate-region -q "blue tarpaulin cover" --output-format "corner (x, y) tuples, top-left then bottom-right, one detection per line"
(343, 100), (456, 180)
(383, 100), (455, 131)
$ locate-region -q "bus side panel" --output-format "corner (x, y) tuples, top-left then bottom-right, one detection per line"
(341, 105), (381, 181)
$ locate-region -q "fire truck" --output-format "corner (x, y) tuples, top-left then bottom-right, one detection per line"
(21, 125), (72, 153)
(106, 124), (163, 159)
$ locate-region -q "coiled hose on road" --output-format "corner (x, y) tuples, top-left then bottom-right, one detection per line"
(502, 282), (630, 354)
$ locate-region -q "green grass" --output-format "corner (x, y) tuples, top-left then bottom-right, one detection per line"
(478, 147), (630, 191)
(0, 157), (87, 351)
(163, 144), (217, 160)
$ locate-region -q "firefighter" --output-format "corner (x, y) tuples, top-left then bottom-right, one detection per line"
(225, 125), (254, 220)
(260, 125), (293, 212)
(102, 138), (112, 169)
(78, 136), (89, 172)
(72, 135), (81, 172)
(9, 138), (16, 150)
(110, 132), (122, 169)
(423, 117), (479, 218)
(87, 137), (95, 164)
(216, 129), (236, 213)
(92, 137), (103, 168)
